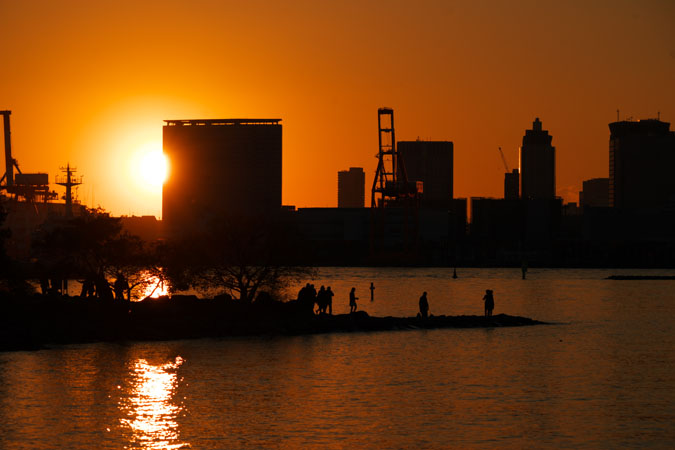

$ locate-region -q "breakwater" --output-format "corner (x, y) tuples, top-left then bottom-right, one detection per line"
(0, 295), (545, 351)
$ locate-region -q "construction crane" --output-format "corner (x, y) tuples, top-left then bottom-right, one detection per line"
(371, 108), (419, 208)
(370, 107), (421, 263)
(1, 110), (57, 202)
(498, 146), (510, 173)
(1, 110), (20, 187)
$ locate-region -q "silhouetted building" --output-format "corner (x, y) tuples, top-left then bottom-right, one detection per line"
(398, 140), (453, 209)
(471, 198), (523, 241)
(579, 178), (609, 210)
(609, 119), (675, 210)
(504, 169), (519, 200)
(120, 215), (162, 242)
(337, 167), (365, 208)
(295, 207), (370, 264)
(2, 200), (86, 260)
(563, 202), (581, 216)
(519, 118), (555, 199)
(162, 119), (282, 235)
(470, 197), (562, 264)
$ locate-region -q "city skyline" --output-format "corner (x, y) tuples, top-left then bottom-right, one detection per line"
(1, 0), (673, 217)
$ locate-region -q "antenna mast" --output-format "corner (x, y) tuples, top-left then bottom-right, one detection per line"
(56, 164), (82, 218)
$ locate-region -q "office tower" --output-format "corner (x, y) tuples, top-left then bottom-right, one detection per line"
(579, 178), (609, 209)
(397, 140), (453, 209)
(504, 169), (519, 200)
(162, 119), (282, 235)
(519, 118), (555, 199)
(337, 167), (365, 208)
(609, 119), (675, 209)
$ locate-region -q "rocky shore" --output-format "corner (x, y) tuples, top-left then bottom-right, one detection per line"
(0, 295), (546, 352)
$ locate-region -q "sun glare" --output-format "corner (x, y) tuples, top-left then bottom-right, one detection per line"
(133, 142), (168, 190)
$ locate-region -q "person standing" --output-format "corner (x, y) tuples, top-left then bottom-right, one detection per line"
(369, 282), (375, 301)
(349, 287), (358, 313)
(114, 273), (128, 301)
(316, 286), (327, 314)
(326, 286), (334, 315)
(483, 289), (495, 317)
(419, 291), (429, 319)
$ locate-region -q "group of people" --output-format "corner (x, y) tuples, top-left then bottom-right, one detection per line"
(39, 273), (130, 301)
(81, 273), (129, 301)
(299, 282), (497, 318)
(297, 284), (363, 315)
(297, 283), (335, 315)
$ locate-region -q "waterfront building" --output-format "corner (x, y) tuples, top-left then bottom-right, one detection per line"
(162, 118), (282, 235)
(609, 119), (675, 210)
(519, 118), (556, 199)
(504, 169), (519, 200)
(337, 167), (365, 208)
(579, 178), (609, 210)
(397, 140), (453, 209)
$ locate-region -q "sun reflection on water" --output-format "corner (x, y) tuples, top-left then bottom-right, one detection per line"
(119, 356), (188, 449)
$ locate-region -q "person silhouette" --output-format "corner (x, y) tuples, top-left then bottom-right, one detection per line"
(349, 287), (358, 313)
(419, 292), (429, 319)
(483, 289), (495, 317)
(309, 284), (317, 312)
(370, 282), (375, 301)
(326, 286), (334, 315)
(317, 285), (327, 314)
(114, 273), (129, 301)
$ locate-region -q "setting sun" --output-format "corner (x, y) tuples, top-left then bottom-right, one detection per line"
(132, 142), (168, 190)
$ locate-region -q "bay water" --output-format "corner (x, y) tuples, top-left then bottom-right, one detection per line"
(1, 268), (673, 449)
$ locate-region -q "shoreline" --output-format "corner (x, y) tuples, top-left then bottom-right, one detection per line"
(0, 295), (547, 352)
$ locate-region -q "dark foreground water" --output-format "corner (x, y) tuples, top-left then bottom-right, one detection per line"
(1, 268), (674, 449)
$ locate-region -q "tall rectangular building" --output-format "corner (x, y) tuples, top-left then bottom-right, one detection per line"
(397, 140), (453, 209)
(162, 119), (282, 235)
(609, 119), (675, 209)
(337, 167), (365, 208)
(504, 169), (519, 200)
(519, 118), (556, 199)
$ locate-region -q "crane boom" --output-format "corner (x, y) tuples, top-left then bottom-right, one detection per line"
(498, 146), (509, 173)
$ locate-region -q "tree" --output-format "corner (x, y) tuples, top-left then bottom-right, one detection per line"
(32, 207), (162, 299)
(0, 197), (34, 295)
(168, 215), (315, 302)
(0, 198), (12, 291)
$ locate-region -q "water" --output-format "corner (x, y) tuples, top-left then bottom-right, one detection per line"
(1, 268), (674, 449)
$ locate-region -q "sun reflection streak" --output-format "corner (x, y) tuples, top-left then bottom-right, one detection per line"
(119, 357), (188, 449)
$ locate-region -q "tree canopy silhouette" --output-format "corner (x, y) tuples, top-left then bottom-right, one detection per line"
(32, 207), (162, 300)
(166, 215), (314, 302)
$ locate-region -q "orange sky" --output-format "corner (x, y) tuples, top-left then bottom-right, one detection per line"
(1, 0), (674, 218)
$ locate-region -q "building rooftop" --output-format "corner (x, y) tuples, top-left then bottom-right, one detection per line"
(164, 119), (282, 126)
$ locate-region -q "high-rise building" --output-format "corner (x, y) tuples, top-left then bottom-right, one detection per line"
(519, 118), (555, 199)
(337, 167), (365, 208)
(579, 178), (609, 209)
(504, 169), (519, 200)
(397, 140), (453, 209)
(162, 119), (282, 235)
(609, 119), (675, 209)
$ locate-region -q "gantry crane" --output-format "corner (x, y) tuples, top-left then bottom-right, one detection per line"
(1, 110), (58, 203)
(369, 108), (421, 262)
